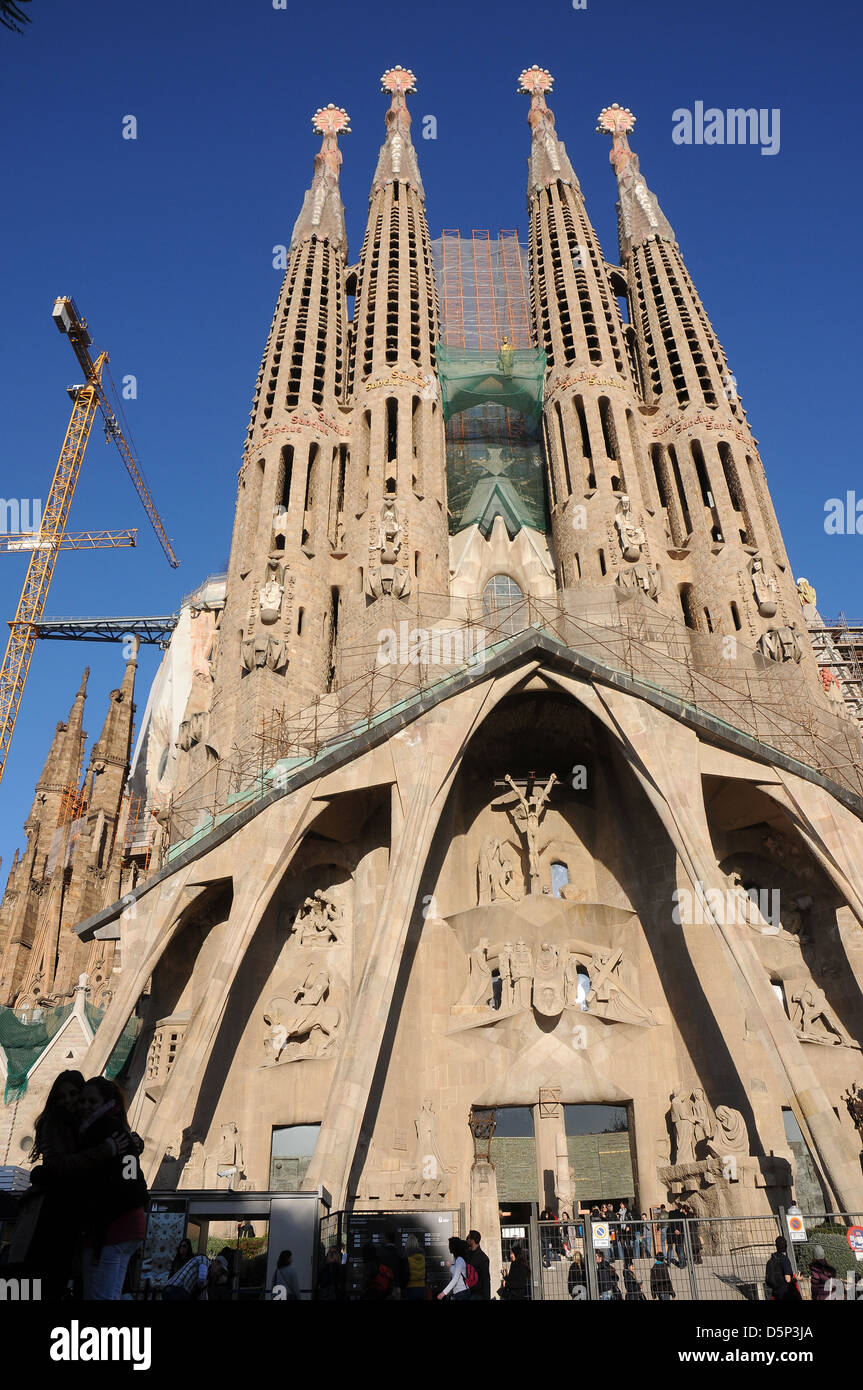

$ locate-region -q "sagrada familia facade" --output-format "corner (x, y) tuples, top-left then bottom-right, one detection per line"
(2, 67), (863, 1255)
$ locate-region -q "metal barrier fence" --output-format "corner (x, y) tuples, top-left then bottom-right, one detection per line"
(535, 1213), (863, 1302)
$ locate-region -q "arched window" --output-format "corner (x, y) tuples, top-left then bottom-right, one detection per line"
(482, 575), (525, 637)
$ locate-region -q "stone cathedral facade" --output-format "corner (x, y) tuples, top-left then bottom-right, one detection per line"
(4, 68), (863, 1255)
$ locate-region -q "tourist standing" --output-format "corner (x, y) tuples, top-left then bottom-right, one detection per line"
(403, 1234), (427, 1301)
(466, 1230), (490, 1300)
(650, 1253), (675, 1300)
(437, 1236), (471, 1301)
(808, 1244), (837, 1300)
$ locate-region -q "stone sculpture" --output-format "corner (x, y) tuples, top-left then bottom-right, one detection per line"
(790, 981), (856, 1047)
(614, 494), (645, 561)
(263, 965), (340, 1061)
(477, 835), (520, 905)
(495, 772), (558, 892)
(292, 889), (341, 945)
(751, 559), (778, 618)
(367, 497), (410, 598)
(453, 938), (494, 1011)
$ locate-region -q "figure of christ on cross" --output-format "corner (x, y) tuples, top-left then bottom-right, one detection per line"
(495, 772), (558, 894)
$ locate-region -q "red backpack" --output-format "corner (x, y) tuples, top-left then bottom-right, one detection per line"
(372, 1262), (394, 1295)
(464, 1259), (479, 1290)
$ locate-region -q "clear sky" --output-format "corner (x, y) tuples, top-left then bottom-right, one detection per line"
(0, 0), (860, 874)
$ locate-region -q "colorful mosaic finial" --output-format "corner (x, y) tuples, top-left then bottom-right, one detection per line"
(381, 65), (417, 97)
(596, 103), (636, 138)
(518, 65), (554, 97)
(311, 104), (351, 138)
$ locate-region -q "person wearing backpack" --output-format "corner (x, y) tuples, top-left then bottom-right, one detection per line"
(379, 1230), (407, 1299)
(437, 1236), (471, 1300)
(765, 1236), (801, 1301)
(808, 1244), (838, 1300)
(466, 1230), (490, 1300)
(403, 1234), (428, 1301)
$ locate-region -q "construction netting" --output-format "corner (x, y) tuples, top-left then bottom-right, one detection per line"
(0, 1002), (73, 1102)
(445, 402), (548, 536)
(437, 344), (546, 425)
(85, 1002), (141, 1081)
(0, 1000), (141, 1101)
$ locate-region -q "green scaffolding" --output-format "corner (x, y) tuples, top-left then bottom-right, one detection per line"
(437, 345), (546, 425)
(0, 1000), (141, 1102)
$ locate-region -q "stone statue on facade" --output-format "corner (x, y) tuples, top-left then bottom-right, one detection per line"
(453, 938), (494, 1012)
(397, 1098), (455, 1198)
(751, 559), (779, 618)
(843, 1081), (863, 1138)
(258, 576), (284, 625)
(614, 494), (645, 562)
(292, 889), (341, 945)
(708, 1105), (750, 1159)
(757, 626), (804, 664)
(790, 980), (856, 1047)
(367, 497), (410, 598)
(669, 1090), (697, 1165)
(477, 835), (520, 905)
(242, 635), (288, 673)
(510, 939), (534, 1009)
(495, 772), (558, 893)
(797, 577), (817, 608)
(263, 965), (340, 1061)
(532, 941), (565, 1017)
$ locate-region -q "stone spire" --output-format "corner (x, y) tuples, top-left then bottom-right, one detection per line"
(519, 68), (653, 596)
(371, 65), (424, 197)
(596, 104), (675, 262)
(290, 103), (351, 255)
(518, 65), (578, 194)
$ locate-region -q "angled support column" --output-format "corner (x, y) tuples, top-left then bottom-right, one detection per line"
(303, 675), (520, 1207)
(139, 787), (322, 1177)
(84, 869), (202, 1076)
(589, 681), (863, 1211)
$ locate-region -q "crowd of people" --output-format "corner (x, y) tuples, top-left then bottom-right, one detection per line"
(6, 1068), (148, 1300)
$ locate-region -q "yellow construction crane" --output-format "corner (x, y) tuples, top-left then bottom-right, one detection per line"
(0, 296), (179, 788)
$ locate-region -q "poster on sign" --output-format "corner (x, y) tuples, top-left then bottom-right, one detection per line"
(847, 1225), (863, 1259)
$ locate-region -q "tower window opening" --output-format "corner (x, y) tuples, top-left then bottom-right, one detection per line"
(279, 445), (294, 513)
(691, 440), (714, 507)
(719, 443), (755, 546)
(679, 584), (699, 631)
(730, 601), (742, 631)
(574, 552), (581, 579)
(386, 397), (398, 465)
(667, 445), (692, 536)
(598, 397), (620, 465)
(297, 607), (304, 635)
(598, 548), (607, 576)
(326, 587), (340, 692)
(703, 607), (714, 633)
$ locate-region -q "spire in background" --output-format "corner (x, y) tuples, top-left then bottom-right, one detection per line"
(290, 103), (351, 255)
(596, 104), (675, 260)
(518, 65), (578, 194)
(371, 66), (424, 197)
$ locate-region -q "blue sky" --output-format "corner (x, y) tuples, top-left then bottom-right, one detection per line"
(0, 0), (861, 872)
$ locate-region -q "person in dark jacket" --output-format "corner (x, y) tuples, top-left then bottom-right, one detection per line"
(15, 1070), (85, 1298)
(765, 1236), (800, 1301)
(649, 1253), (676, 1300)
(808, 1244), (838, 1301)
(667, 1205), (687, 1268)
(32, 1076), (148, 1300)
(499, 1243), (531, 1300)
(466, 1229), (491, 1300)
(623, 1261), (646, 1301)
(595, 1251), (621, 1300)
(317, 1246), (346, 1300)
(567, 1251), (587, 1299)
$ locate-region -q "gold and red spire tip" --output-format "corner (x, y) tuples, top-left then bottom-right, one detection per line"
(311, 105), (351, 137)
(518, 65), (554, 96)
(596, 104), (636, 137)
(381, 65), (417, 96)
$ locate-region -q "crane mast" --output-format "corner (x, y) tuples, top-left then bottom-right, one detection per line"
(0, 298), (178, 788)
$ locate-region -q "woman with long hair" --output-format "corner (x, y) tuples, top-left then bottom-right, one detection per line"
(13, 1070), (86, 1298)
(437, 1236), (471, 1301)
(76, 1077), (148, 1300)
(169, 1238), (194, 1277)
